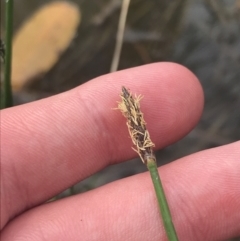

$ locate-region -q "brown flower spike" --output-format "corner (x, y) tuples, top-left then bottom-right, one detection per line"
(118, 86), (155, 164)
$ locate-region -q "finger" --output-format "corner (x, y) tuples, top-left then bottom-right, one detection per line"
(1, 142), (239, 241)
(1, 63), (203, 227)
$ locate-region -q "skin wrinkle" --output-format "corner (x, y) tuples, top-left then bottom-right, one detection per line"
(1, 86), (120, 226)
(1, 170), (12, 227)
(74, 84), (138, 165)
(170, 182), (199, 240)
(1, 151), (29, 222)
(67, 92), (112, 178)
(1, 97), (74, 227)
(74, 88), (118, 165)
(197, 147), (239, 239)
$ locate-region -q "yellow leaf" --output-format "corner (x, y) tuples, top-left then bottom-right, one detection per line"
(12, 1), (81, 91)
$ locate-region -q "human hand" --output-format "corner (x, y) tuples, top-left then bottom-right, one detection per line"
(1, 63), (239, 241)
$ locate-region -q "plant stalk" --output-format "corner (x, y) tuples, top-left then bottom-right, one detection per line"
(110, 0), (130, 72)
(147, 157), (179, 241)
(1, 0), (14, 109)
(117, 87), (179, 240)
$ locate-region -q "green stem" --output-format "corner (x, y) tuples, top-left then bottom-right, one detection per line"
(69, 186), (75, 195)
(1, 0), (14, 109)
(147, 157), (179, 241)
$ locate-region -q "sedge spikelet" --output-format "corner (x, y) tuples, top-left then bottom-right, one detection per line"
(117, 86), (155, 164)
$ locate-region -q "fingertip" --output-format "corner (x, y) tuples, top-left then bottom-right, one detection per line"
(1, 63), (205, 228)
(124, 62), (204, 146)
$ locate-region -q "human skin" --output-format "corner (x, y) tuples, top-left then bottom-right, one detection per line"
(1, 63), (240, 241)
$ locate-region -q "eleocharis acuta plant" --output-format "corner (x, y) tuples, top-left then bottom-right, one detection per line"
(1, 0), (14, 109)
(117, 86), (179, 241)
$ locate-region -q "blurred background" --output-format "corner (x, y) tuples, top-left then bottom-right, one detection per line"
(1, 1), (240, 239)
